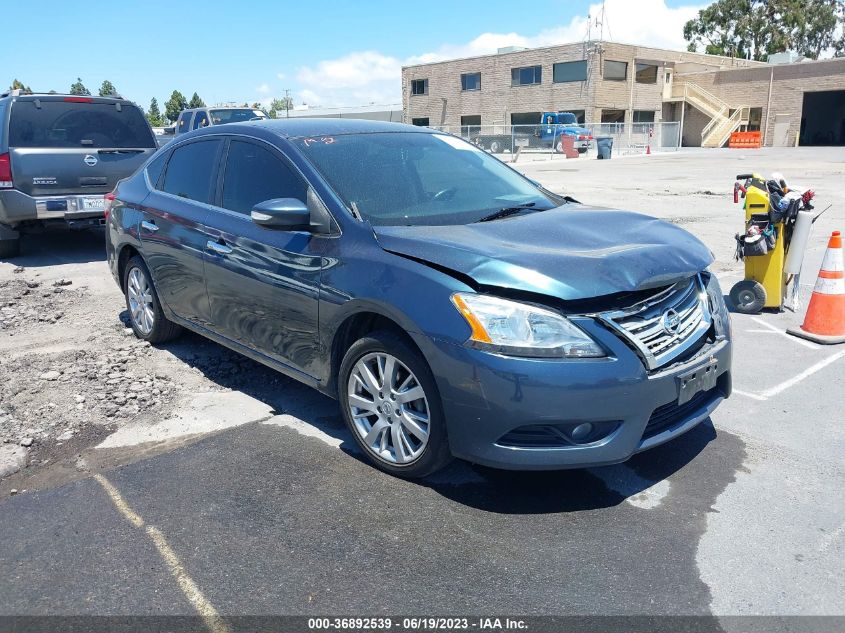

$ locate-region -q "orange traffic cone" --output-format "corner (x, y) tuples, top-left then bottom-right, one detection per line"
(788, 231), (845, 344)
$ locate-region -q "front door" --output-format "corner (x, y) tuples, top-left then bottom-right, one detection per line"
(203, 138), (323, 377)
(140, 138), (223, 325)
(663, 69), (674, 100)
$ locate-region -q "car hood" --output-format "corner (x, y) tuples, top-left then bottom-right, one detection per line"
(373, 205), (713, 301)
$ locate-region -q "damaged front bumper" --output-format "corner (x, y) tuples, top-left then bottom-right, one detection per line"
(415, 321), (731, 470)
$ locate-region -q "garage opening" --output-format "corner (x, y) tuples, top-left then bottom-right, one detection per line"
(800, 90), (845, 146)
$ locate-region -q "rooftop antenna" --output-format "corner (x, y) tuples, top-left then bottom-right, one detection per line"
(595, 0), (611, 42)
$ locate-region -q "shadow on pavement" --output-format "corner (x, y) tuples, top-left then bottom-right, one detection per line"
(1, 227), (106, 268)
(146, 323), (722, 515)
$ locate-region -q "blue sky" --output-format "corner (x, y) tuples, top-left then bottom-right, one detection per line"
(5, 0), (703, 111)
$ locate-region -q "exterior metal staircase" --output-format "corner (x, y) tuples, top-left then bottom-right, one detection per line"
(670, 82), (749, 148)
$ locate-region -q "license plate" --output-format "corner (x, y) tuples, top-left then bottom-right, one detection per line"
(677, 357), (719, 405)
(82, 197), (105, 211)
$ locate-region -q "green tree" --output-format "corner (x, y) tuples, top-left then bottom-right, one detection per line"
(69, 77), (91, 96)
(99, 80), (118, 97)
(188, 92), (205, 108)
(9, 79), (32, 94)
(164, 90), (188, 123)
(268, 96), (293, 118)
(683, 0), (845, 61)
(147, 97), (164, 127)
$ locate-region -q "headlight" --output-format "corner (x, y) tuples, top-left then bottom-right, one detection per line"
(451, 293), (605, 358)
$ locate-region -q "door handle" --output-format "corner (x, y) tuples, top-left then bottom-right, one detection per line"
(141, 220), (159, 232)
(206, 239), (233, 255)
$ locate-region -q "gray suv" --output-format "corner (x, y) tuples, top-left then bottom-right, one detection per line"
(0, 91), (157, 257)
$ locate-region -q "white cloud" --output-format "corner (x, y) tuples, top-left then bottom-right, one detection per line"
(293, 0), (703, 107)
(276, 72), (286, 81)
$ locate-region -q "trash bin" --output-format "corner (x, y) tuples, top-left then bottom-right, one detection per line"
(596, 137), (613, 159)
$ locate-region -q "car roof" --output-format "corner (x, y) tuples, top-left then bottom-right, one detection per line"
(215, 118), (433, 139)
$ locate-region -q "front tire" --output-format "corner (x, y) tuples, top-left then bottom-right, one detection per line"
(123, 256), (182, 343)
(338, 331), (452, 478)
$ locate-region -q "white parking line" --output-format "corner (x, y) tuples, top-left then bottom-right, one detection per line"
(94, 474), (230, 633)
(735, 349), (845, 401)
(760, 350), (845, 399)
(750, 316), (821, 350)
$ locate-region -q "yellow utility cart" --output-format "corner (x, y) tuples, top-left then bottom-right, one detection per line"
(729, 173), (787, 313)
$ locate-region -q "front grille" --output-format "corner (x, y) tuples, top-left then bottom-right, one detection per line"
(643, 386), (721, 439)
(599, 275), (712, 370)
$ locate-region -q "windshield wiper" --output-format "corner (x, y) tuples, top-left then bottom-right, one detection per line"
(477, 202), (538, 223)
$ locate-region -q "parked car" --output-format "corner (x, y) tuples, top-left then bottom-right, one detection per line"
(0, 91), (158, 257)
(105, 120), (732, 478)
(173, 107), (268, 137)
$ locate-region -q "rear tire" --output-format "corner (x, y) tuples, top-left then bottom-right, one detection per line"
(0, 238), (20, 258)
(338, 331), (452, 478)
(488, 140), (501, 154)
(123, 256), (182, 343)
(730, 280), (767, 314)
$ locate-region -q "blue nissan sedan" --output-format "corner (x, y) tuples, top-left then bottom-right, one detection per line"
(105, 119), (732, 478)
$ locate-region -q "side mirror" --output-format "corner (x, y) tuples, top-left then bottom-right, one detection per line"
(251, 198), (310, 230)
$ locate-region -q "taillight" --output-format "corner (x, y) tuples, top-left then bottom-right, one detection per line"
(0, 153), (12, 189)
(104, 192), (116, 220)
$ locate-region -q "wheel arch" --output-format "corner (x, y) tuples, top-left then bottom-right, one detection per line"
(327, 306), (426, 397)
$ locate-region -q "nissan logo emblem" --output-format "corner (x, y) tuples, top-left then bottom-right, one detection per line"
(662, 309), (681, 335)
(84, 154), (98, 167)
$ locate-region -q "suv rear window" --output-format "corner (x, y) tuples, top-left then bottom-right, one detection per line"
(209, 109), (267, 124)
(8, 100), (156, 149)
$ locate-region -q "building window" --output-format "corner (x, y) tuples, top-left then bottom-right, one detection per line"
(603, 60), (627, 81)
(461, 73), (481, 92)
(411, 117), (430, 127)
(748, 107), (763, 132)
(601, 109), (626, 123)
(633, 110), (655, 123)
(567, 110), (586, 124)
(510, 112), (541, 126)
(635, 63), (658, 84)
(511, 66), (542, 87)
(460, 115), (481, 136)
(553, 60), (588, 83)
(411, 79), (429, 96)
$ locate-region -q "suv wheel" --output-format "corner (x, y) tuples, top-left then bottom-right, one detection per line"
(338, 331), (452, 478)
(123, 256), (182, 343)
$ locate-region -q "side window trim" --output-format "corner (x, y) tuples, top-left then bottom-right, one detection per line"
(146, 149), (172, 190)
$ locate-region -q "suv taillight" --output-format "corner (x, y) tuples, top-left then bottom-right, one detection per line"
(0, 153), (12, 189)
(104, 192), (116, 220)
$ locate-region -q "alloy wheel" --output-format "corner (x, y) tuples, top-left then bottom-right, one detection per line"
(347, 352), (430, 465)
(127, 267), (155, 336)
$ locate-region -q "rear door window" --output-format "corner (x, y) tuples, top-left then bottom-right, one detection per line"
(177, 112), (192, 134)
(8, 99), (155, 148)
(161, 139), (222, 203)
(192, 111), (209, 130)
(145, 151), (169, 188)
(221, 140), (306, 215)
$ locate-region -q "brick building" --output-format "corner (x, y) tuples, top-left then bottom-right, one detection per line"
(401, 41), (845, 147)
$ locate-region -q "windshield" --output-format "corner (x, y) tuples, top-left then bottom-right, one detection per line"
(209, 109), (267, 124)
(8, 100), (156, 149)
(296, 132), (557, 226)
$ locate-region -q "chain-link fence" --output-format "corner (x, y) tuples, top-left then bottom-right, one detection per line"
(428, 123), (681, 157)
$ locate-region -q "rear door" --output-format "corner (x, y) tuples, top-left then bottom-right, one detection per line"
(203, 137), (324, 375)
(7, 97), (157, 197)
(139, 138), (223, 325)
